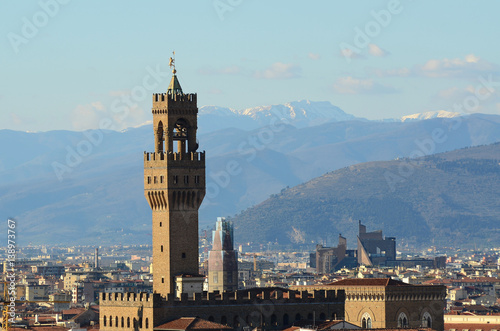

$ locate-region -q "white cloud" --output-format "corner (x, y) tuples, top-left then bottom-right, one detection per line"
(333, 76), (397, 95)
(368, 43), (389, 57)
(10, 113), (23, 126)
(431, 83), (500, 114)
(416, 54), (498, 78)
(91, 101), (105, 111)
(71, 101), (149, 131)
(339, 48), (365, 60)
(308, 52), (321, 60)
(368, 54), (499, 80)
(72, 103), (105, 131)
(254, 62), (301, 79)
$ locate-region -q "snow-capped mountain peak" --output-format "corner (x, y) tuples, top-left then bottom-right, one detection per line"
(237, 100), (358, 128)
(401, 110), (463, 122)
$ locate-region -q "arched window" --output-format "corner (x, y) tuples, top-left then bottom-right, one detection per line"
(295, 313), (301, 321)
(103, 316), (107, 327)
(115, 316), (118, 328)
(422, 312), (432, 328)
(307, 313), (313, 320)
(133, 318), (137, 328)
(398, 312), (408, 328)
(121, 316), (124, 327)
(127, 317), (130, 328)
(109, 316), (113, 327)
(221, 316), (227, 325)
(319, 312), (326, 320)
(146, 318), (149, 329)
(208, 316), (214, 322)
(362, 312), (372, 329)
(233, 315), (240, 327)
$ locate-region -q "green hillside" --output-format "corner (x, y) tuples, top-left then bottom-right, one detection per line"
(231, 143), (500, 249)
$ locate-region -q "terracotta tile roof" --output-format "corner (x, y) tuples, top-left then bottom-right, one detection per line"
(445, 323), (500, 331)
(154, 317), (232, 331)
(311, 320), (361, 330)
(327, 278), (411, 287)
(62, 308), (85, 315)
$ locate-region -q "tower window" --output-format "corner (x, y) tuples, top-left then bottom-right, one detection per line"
(173, 175), (178, 184)
(160, 176), (164, 183)
(161, 277), (164, 283)
(194, 175), (200, 184)
(147, 176), (151, 184)
(159, 222), (162, 227)
(161, 245), (163, 252)
(154, 176), (158, 184)
(182, 252), (186, 258)
(184, 175), (189, 184)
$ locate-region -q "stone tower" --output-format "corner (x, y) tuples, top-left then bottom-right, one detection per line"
(144, 64), (205, 296)
(208, 217), (238, 292)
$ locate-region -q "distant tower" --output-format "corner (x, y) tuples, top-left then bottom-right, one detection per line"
(144, 56), (206, 296)
(208, 217), (238, 292)
(94, 247), (99, 269)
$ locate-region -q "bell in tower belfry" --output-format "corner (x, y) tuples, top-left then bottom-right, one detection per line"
(144, 56), (206, 297)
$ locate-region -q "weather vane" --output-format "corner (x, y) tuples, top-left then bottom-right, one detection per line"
(169, 51), (176, 74)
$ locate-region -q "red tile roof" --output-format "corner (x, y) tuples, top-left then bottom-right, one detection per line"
(62, 308), (85, 315)
(154, 317), (232, 331)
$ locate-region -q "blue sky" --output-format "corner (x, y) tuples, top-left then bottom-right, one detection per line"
(1, 0), (500, 131)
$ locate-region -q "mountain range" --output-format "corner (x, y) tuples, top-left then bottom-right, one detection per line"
(1, 101), (499, 246)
